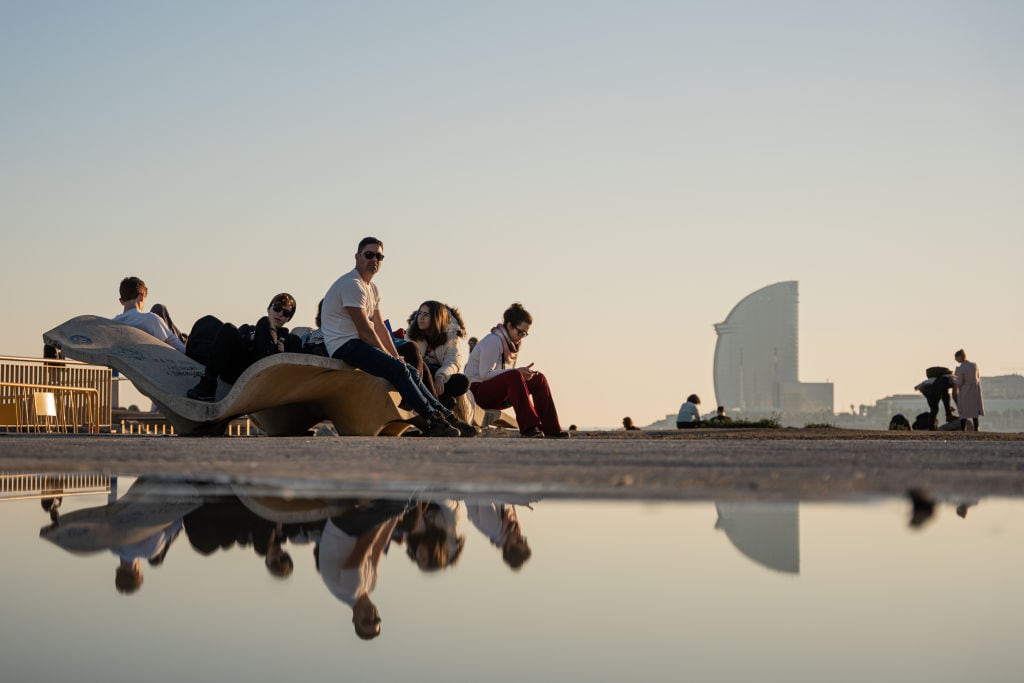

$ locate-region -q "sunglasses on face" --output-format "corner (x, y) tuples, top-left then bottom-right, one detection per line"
(514, 327), (529, 337)
(271, 304), (294, 319)
(362, 251), (385, 261)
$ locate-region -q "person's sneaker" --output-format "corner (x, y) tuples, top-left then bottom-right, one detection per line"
(549, 430), (571, 439)
(424, 414), (460, 437)
(521, 426), (544, 438)
(186, 381), (216, 402)
(446, 416), (480, 438)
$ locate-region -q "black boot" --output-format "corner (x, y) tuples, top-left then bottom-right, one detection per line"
(187, 375), (217, 402)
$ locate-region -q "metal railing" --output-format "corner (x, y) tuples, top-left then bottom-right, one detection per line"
(0, 472), (112, 501)
(0, 356), (112, 432)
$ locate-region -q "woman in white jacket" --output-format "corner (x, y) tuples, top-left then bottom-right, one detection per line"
(402, 301), (471, 410)
(464, 302), (567, 438)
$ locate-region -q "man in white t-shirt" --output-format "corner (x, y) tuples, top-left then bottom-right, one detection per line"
(321, 237), (477, 437)
(112, 276), (186, 352)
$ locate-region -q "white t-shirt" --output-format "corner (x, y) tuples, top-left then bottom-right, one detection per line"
(112, 309), (186, 352)
(322, 268), (380, 357)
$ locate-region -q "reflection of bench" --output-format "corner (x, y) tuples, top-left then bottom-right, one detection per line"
(44, 316), (417, 437)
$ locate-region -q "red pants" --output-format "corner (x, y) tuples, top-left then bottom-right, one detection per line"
(471, 371), (562, 436)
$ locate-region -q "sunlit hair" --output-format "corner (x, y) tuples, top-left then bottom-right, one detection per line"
(503, 538), (532, 570)
(119, 276), (147, 302)
(268, 293), (296, 312)
(265, 552), (294, 578)
(502, 302), (532, 328)
(687, 394), (700, 404)
(115, 565), (143, 595)
(955, 349), (966, 360)
(406, 301), (466, 348)
(357, 236), (383, 251)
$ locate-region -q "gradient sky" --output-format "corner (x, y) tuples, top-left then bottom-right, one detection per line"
(3, 1), (1022, 428)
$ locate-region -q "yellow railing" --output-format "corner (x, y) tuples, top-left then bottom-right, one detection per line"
(0, 472), (112, 501)
(0, 356), (112, 432)
(0, 381), (101, 433)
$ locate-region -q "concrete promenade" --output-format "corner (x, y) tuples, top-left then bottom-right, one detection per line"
(3, 428), (1024, 501)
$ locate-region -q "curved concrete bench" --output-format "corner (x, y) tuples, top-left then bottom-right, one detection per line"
(43, 315), (417, 436)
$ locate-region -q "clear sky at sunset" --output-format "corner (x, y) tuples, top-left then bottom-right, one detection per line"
(3, 1), (1021, 428)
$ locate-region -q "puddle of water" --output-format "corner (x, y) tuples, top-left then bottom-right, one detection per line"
(0, 472), (1020, 683)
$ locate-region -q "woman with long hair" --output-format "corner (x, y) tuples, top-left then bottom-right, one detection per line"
(400, 301), (470, 409)
(464, 302), (566, 438)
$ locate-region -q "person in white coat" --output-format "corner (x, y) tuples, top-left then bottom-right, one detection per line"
(402, 301), (471, 410)
(952, 349), (985, 431)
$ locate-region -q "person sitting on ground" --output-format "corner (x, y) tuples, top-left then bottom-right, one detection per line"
(398, 301), (471, 410)
(622, 416), (640, 431)
(186, 293), (299, 401)
(708, 405), (731, 426)
(676, 394), (702, 429)
(112, 276), (186, 352)
(914, 370), (956, 430)
(888, 413), (912, 431)
(465, 302), (568, 439)
(320, 237), (478, 437)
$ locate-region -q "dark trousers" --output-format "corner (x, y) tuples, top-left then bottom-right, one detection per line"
(924, 388), (953, 427)
(202, 323), (253, 386)
(334, 339), (446, 418)
(471, 371), (562, 436)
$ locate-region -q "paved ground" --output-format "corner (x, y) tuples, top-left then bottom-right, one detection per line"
(1, 428), (1023, 501)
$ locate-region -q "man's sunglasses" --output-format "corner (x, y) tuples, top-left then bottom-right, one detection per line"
(362, 251), (385, 261)
(271, 304), (294, 319)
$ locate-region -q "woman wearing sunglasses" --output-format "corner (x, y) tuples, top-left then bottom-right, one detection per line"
(187, 293), (299, 401)
(464, 302), (567, 438)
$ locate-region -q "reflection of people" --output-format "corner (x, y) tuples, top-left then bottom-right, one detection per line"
(466, 502), (532, 570)
(914, 373), (956, 429)
(402, 500), (465, 572)
(112, 517), (183, 594)
(676, 394), (701, 429)
(622, 417), (640, 431)
(465, 302), (567, 438)
(112, 276), (186, 352)
(317, 500), (408, 640)
(321, 237), (477, 438)
(187, 293), (298, 401)
(952, 349), (985, 431)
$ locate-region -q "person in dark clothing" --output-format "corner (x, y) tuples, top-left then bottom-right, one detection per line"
(186, 293), (298, 401)
(914, 373), (956, 430)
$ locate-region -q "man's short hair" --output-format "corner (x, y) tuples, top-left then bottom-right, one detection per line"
(119, 276), (147, 301)
(358, 236), (383, 251)
(268, 292), (297, 311)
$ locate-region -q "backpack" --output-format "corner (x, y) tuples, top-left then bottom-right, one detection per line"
(912, 412), (934, 431)
(888, 413), (911, 431)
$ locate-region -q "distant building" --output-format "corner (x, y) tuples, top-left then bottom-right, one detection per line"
(713, 281), (833, 420)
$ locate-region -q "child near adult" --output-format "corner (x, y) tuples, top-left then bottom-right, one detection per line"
(464, 302), (567, 438)
(186, 293), (299, 402)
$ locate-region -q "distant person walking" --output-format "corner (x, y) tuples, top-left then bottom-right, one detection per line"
(676, 394), (701, 429)
(952, 349), (985, 431)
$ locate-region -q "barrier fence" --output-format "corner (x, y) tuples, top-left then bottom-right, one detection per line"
(0, 356), (112, 433)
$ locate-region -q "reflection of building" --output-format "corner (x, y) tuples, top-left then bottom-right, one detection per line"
(713, 281), (833, 418)
(715, 502), (799, 574)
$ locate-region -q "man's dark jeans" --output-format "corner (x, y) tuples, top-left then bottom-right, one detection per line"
(334, 339), (445, 418)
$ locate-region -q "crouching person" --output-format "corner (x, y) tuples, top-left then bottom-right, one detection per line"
(186, 293), (298, 401)
(321, 237), (478, 437)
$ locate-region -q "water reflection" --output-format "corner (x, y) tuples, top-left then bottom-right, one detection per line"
(3, 471), (1020, 682)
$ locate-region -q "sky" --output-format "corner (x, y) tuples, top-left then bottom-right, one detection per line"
(2, 1), (1022, 428)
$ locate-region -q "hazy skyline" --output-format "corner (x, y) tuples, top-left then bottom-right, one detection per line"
(3, 2), (1022, 428)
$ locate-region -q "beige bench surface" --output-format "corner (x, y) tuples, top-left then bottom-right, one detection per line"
(44, 315), (416, 436)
